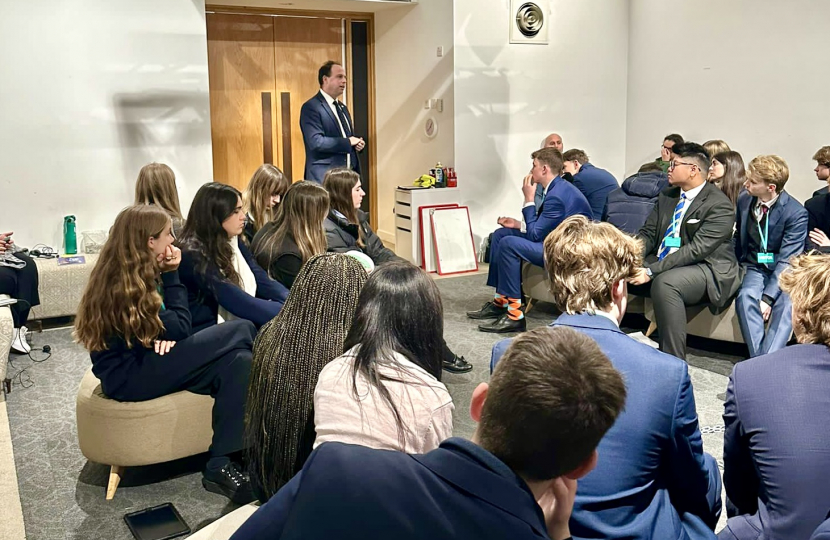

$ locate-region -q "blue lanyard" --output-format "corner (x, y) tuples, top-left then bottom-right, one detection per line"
(757, 209), (769, 252)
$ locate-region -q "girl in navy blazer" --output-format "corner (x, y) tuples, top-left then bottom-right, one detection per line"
(74, 205), (257, 503)
(178, 183), (288, 332)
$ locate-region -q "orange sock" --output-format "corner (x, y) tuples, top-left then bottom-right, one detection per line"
(507, 298), (524, 321)
(493, 295), (508, 308)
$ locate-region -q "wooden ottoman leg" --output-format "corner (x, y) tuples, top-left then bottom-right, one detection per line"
(107, 465), (124, 500)
(525, 298), (534, 314)
(645, 321), (657, 338)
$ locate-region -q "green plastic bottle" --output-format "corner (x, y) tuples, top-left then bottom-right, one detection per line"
(63, 215), (77, 255)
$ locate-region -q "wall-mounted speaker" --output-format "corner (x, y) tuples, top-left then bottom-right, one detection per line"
(509, 0), (549, 45)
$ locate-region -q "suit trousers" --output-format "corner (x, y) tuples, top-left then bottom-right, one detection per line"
(736, 265), (793, 358)
(0, 252), (40, 327)
(103, 320), (255, 459)
(486, 227), (544, 300)
(629, 264), (710, 360)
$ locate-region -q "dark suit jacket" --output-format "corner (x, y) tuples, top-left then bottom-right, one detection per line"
(572, 162), (618, 221)
(522, 177), (592, 243)
(637, 181), (740, 309)
(805, 192), (830, 253)
(813, 519), (830, 540)
(228, 438), (554, 540)
(324, 209), (400, 265)
(491, 313), (720, 540)
(722, 344), (830, 540)
(734, 190), (807, 303)
(178, 237), (288, 331)
(299, 91), (360, 182)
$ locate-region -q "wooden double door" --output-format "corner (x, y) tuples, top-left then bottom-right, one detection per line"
(206, 11), (374, 216)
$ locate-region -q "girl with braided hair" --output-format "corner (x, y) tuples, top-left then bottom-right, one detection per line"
(314, 260), (453, 454)
(245, 253), (368, 501)
(75, 205), (256, 503)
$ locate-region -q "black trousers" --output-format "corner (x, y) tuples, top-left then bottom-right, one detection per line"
(0, 252), (40, 327)
(628, 264), (709, 360)
(104, 320), (255, 459)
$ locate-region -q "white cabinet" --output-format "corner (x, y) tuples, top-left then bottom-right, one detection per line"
(394, 187), (461, 266)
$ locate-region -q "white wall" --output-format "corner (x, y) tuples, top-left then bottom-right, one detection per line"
(627, 0), (830, 204)
(374, 0), (455, 243)
(454, 0), (629, 240)
(0, 0), (213, 249)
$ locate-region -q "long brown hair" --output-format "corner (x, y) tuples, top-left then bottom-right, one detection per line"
(243, 164), (290, 234)
(251, 181), (329, 271)
(323, 168), (360, 224)
(134, 163), (183, 220)
(245, 253), (368, 499)
(74, 205), (171, 352)
(712, 151), (746, 206)
(178, 183), (243, 287)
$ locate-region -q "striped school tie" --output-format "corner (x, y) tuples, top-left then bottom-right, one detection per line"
(657, 194), (687, 261)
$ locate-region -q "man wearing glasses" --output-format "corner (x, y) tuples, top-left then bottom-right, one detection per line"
(628, 142), (741, 360)
(655, 133), (685, 173)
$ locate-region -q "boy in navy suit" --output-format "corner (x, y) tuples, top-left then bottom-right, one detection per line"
(468, 147), (591, 333)
(229, 326), (627, 540)
(734, 155), (807, 357)
(491, 216), (721, 540)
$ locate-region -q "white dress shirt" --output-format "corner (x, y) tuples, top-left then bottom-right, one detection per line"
(319, 89), (350, 169)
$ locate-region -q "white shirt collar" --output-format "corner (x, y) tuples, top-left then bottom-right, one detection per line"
(757, 193), (780, 209)
(587, 309), (620, 327)
(681, 181), (706, 201)
(320, 89), (339, 106)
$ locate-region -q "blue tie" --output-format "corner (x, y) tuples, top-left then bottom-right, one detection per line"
(657, 194), (687, 261)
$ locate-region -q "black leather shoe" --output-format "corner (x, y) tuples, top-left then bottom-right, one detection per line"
(478, 314), (527, 333)
(466, 301), (508, 320)
(202, 462), (256, 505)
(443, 355), (473, 374)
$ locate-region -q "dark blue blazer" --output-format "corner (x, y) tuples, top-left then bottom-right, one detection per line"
(178, 237), (288, 332)
(721, 344), (830, 540)
(299, 91), (360, 182)
(228, 438), (552, 540)
(734, 190), (807, 302)
(813, 519), (830, 540)
(602, 170), (668, 234)
(572, 162), (618, 221)
(521, 177), (591, 243)
(492, 313), (720, 540)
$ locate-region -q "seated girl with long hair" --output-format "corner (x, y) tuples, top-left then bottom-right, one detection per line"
(134, 162), (185, 237)
(74, 205), (256, 503)
(177, 182), (288, 332)
(708, 151), (746, 207)
(242, 164), (290, 245)
(251, 181), (329, 289)
(245, 253), (368, 501)
(314, 261), (453, 454)
(322, 168), (472, 374)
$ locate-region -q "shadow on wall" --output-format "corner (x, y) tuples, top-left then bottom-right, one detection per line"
(113, 90), (211, 197)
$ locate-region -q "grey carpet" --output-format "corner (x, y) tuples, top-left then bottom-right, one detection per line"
(5, 274), (741, 539)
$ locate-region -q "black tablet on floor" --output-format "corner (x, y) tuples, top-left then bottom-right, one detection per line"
(124, 503), (190, 540)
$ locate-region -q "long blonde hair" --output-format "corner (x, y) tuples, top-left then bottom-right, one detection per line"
(252, 181), (329, 272)
(134, 163), (183, 221)
(243, 164), (290, 234)
(74, 205), (171, 352)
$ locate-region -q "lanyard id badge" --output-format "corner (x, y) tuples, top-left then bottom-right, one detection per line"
(757, 214), (774, 264)
(665, 236), (681, 248)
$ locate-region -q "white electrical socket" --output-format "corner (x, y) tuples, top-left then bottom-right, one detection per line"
(437, 46), (444, 57)
(424, 100), (431, 110)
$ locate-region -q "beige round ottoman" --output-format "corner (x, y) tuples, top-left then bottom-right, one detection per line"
(76, 367), (214, 499)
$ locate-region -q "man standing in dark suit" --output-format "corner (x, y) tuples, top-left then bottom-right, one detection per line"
(491, 216), (721, 540)
(299, 61), (364, 183)
(734, 155), (807, 357)
(628, 142), (741, 360)
(228, 326), (627, 540)
(720, 254), (830, 540)
(468, 147), (591, 333)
